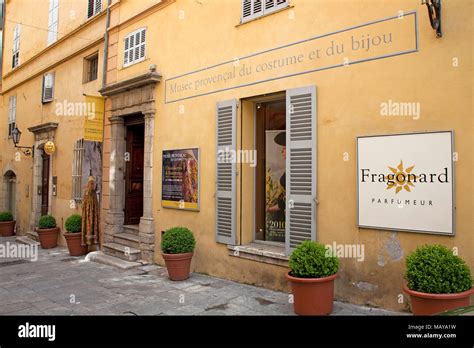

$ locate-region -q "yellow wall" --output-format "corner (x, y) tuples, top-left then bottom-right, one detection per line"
(1, 0), (105, 245)
(102, 0), (473, 310)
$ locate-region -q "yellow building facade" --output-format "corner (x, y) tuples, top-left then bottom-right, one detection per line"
(2, 0), (472, 312)
(0, 0), (106, 245)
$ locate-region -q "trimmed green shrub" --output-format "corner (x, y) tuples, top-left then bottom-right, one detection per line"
(38, 215), (57, 229)
(405, 244), (472, 294)
(289, 240), (339, 278)
(161, 227), (195, 254)
(0, 211), (14, 222)
(65, 214), (82, 233)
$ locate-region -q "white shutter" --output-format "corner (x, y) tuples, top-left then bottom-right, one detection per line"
(123, 28), (146, 66)
(216, 100), (237, 245)
(242, 0), (263, 22)
(285, 86), (317, 254)
(95, 0), (102, 14)
(12, 25), (20, 68)
(42, 73), (55, 103)
(48, 0), (59, 45)
(265, 0), (287, 13)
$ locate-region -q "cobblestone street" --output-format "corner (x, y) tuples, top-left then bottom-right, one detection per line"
(0, 238), (401, 316)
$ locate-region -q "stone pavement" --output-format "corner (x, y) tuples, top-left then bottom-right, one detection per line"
(0, 237), (401, 316)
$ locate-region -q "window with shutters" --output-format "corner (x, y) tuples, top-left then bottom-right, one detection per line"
(47, 0), (59, 45)
(83, 53), (99, 83)
(12, 24), (20, 68)
(72, 139), (84, 202)
(8, 96), (16, 137)
(241, 0), (289, 23)
(42, 73), (55, 103)
(87, 0), (101, 19)
(123, 28), (146, 67)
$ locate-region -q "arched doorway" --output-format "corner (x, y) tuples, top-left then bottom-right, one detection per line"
(3, 170), (17, 218)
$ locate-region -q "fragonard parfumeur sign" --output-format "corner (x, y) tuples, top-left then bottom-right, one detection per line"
(357, 131), (454, 235)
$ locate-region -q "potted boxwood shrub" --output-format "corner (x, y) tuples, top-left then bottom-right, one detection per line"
(403, 244), (473, 315)
(64, 214), (87, 256)
(161, 226), (196, 281)
(0, 211), (15, 237)
(36, 215), (60, 249)
(286, 240), (339, 315)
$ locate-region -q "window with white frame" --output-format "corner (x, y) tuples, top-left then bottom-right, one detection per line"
(12, 24), (20, 68)
(241, 0), (288, 23)
(123, 28), (146, 67)
(8, 96), (16, 137)
(42, 73), (55, 103)
(87, 0), (101, 19)
(47, 0), (59, 45)
(72, 139), (84, 201)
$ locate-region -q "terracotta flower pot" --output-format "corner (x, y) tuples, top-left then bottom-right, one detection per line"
(64, 232), (88, 256)
(162, 252), (193, 281)
(0, 220), (15, 237)
(403, 283), (473, 315)
(36, 227), (60, 249)
(286, 271), (338, 315)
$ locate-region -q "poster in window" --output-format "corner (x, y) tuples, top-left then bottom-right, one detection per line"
(265, 130), (286, 242)
(162, 148), (200, 210)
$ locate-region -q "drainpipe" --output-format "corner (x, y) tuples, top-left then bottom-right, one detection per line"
(102, 0), (112, 89)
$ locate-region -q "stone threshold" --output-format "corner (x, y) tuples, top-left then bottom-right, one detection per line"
(228, 243), (289, 267)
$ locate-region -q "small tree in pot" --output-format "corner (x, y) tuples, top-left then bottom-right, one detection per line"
(64, 214), (87, 256)
(0, 211), (15, 237)
(36, 215), (60, 249)
(161, 227), (196, 281)
(403, 244), (473, 315)
(286, 241), (339, 315)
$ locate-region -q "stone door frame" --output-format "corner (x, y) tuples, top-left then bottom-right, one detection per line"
(100, 69), (161, 262)
(27, 122), (58, 231)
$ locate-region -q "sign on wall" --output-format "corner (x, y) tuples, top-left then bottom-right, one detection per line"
(84, 95), (104, 142)
(357, 131), (454, 235)
(165, 12), (417, 103)
(162, 148), (200, 210)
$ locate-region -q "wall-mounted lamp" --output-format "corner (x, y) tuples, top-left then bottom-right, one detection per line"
(422, 0), (442, 38)
(11, 127), (34, 157)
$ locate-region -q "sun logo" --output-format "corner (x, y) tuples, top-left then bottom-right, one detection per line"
(386, 160), (417, 194)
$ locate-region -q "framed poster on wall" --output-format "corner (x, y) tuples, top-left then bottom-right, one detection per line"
(162, 148), (200, 211)
(357, 131), (454, 235)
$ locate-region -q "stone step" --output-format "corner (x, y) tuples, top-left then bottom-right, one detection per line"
(27, 231), (40, 242)
(16, 236), (40, 246)
(114, 233), (140, 249)
(86, 251), (142, 270)
(123, 224), (139, 236)
(103, 242), (140, 262)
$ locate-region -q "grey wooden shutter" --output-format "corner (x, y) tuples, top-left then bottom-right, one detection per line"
(42, 73), (55, 103)
(285, 86), (317, 254)
(216, 100), (237, 245)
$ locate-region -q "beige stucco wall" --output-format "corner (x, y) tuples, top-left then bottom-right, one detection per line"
(100, 0), (474, 311)
(0, 0), (105, 245)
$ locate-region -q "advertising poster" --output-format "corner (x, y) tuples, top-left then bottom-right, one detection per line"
(83, 95), (104, 142)
(357, 131), (454, 235)
(265, 130), (286, 242)
(162, 148), (199, 210)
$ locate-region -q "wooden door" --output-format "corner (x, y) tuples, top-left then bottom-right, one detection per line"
(41, 153), (50, 216)
(124, 124), (144, 225)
